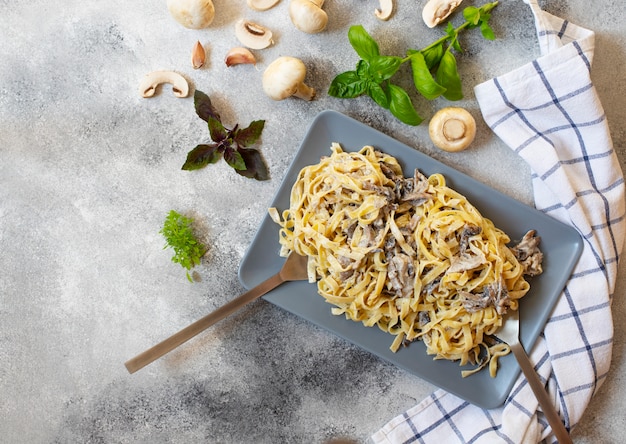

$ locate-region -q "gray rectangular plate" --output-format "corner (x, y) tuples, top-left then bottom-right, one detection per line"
(238, 110), (583, 409)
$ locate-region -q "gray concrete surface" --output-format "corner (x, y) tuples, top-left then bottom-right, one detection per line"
(1, 0), (624, 442)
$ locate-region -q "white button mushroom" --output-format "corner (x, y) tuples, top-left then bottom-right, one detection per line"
(247, 0), (281, 11)
(428, 107), (476, 152)
(422, 0), (463, 28)
(262, 56), (316, 101)
(167, 0), (215, 29)
(289, 0), (328, 34)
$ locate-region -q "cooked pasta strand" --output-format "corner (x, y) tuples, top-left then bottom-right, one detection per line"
(270, 144), (541, 377)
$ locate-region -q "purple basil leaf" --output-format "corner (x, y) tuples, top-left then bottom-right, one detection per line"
(194, 90), (221, 123)
(236, 148), (270, 181)
(232, 120), (265, 147)
(182, 144), (221, 170)
(223, 147), (247, 171)
(208, 117), (229, 143)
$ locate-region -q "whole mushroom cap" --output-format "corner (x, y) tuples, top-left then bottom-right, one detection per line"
(289, 0), (328, 34)
(167, 0), (215, 29)
(262, 56), (315, 101)
(428, 107), (476, 152)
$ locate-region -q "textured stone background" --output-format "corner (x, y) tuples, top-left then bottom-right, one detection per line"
(1, 0), (624, 442)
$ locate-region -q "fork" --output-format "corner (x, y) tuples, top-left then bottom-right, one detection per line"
(495, 309), (573, 443)
(124, 252), (309, 374)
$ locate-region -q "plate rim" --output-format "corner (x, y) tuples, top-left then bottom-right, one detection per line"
(238, 109), (583, 409)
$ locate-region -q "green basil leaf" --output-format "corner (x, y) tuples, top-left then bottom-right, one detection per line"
(445, 22), (456, 39)
(436, 51), (463, 101)
(182, 144), (221, 170)
(236, 148), (270, 180)
(411, 44), (444, 70)
(480, 21), (496, 40)
(463, 6), (481, 26)
(452, 38), (462, 53)
(224, 148), (246, 171)
(194, 90), (221, 123)
(233, 120), (265, 147)
(348, 25), (379, 61)
(409, 52), (446, 100)
(387, 84), (423, 126)
(367, 82), (389, 109)
(356, 59), (369, 78)
(480, 9), (493, 23)
(328, 71), (368, 98)
(368, 55), (402, 82)
(208, 116), (228, 143)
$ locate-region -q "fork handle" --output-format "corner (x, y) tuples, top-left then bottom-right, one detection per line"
(510, 343), (573, 444)
(124, 272), (285, 374)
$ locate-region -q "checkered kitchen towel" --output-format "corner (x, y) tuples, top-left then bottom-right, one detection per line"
(372, 1), (626, 443)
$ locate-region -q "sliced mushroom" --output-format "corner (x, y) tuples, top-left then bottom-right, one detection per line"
(234, 19), (274, 49)
(428, 107), (476, 152)
(422, 0), (463, 28)
(225, 47), (257, 67)
(247, 0), (280, 10)
(139, 71), (189, 98)
(289, 0), (328, 34)
(375, 0), (394, 20)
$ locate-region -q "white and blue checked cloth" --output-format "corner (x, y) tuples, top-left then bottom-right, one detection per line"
(372, 1), (626, 442)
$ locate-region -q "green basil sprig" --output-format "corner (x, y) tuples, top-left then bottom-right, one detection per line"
(328, 1), (498, 125)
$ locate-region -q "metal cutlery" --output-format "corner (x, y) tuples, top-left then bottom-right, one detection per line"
(124, 253), (309, 374)
(495, 309), (573, 443)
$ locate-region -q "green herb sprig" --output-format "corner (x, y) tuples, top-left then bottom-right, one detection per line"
(328, 1), (498, 125)
(160, 210), (207, 282)
(182, 90), (269, 181)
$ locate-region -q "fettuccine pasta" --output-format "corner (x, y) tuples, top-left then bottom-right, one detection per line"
(269, 144), (542, 377)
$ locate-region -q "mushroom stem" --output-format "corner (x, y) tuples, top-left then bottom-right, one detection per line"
(442, 119), (465, 141)
(294, 82), (316, 101)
